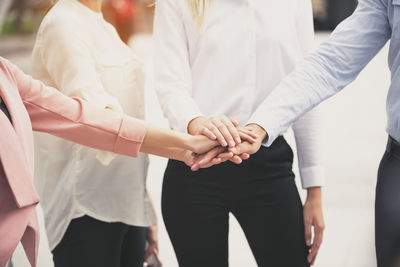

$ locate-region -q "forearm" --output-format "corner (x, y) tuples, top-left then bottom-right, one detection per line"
(142, 125), (193, 151)
(293, 108), (325, 188)
(249, 0), (390, 146)
(140, 146), (187, 161)
(146, 189), (158, 223)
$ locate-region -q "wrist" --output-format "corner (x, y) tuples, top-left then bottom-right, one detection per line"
(172, 147), (188, 162)
(246, 123), (268, 140)
(181, 134), (196, 151)
(187, 116), (207, 135)
(306, 187), (322, 202)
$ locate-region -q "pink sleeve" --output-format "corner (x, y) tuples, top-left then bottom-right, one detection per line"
(8, 59), (147, 157)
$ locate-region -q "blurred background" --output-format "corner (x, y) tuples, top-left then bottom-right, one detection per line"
(0, 0), (390, 267)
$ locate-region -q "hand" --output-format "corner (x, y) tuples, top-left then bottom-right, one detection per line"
(144, 225), (159, 261)
(180, 148), (224, 169)
(229, 124), (267, 155)
(189, 146), (249, 171)
(190, 126), (260, 169)
(303, 188), (325, 265)
(188, 116), (241, 147)
(188, 134), (220, 154)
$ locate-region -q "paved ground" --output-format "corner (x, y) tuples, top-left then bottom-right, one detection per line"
(0, 32), (390, 267)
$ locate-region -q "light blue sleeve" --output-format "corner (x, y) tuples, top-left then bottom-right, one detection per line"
(248, 0), (391, 146)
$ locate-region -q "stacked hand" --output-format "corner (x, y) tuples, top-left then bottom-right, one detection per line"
(186, 116), (267, 170)
(183, 115), (324, 266)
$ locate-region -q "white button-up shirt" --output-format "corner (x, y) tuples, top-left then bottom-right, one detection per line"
(30, 0), (155, 250)
(154, 0), (324, 188)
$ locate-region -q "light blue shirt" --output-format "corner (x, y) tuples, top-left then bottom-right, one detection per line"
(249, 0), (400, 145)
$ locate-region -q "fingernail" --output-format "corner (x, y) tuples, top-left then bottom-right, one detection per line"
(231, 147), (237, 154)
(235, 137), (241, 143)
(229, 141), (236, 147)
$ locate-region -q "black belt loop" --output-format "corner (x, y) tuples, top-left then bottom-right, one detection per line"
(387, 136), (400, 156)
(387, 137), (393, 154)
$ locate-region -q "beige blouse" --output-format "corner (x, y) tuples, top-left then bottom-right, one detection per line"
(30, 0), (155, 250)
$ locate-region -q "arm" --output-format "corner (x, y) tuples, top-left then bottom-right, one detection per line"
(153, 0), (203, 133)
(141, 125), (218, 155)
(144, 191), (159, 261)
(291, 1), (324, 264)
(292, 0), (324, 190)
(248, 0), (391, 146)
(6, 59), (218, 159)
(153, 0), (240, 147)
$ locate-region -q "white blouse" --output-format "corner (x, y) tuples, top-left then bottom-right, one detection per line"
(31, 0), (155, 250)
(154, 0), (324, 188)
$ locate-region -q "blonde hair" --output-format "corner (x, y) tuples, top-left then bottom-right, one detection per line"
(186, 0), (211, 27)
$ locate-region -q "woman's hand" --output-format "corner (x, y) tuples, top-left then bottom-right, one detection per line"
(188, 126), (258, 169)
(188, 116), (241, 148)
(188, 135), (220, 154)
(144, 225), (159, 261)
(303, 187), (325, 265)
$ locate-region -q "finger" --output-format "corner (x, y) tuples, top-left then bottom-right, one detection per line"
(221, 116), (241, 144)
(195, 152), (229, 169)
(228, 146), (239, 154)
(144, 244), (156, 260)
(239, 131), (257, 144)
(207, 122), (228, 147)
(309, 228), (323, 264)
(234, 142), (252, 155)
(198, 147), (226, 165)
(200, 157), (222, 168)
(231, 117), (240, 127)
(304, 220), (312, 247)
(239, 128), (260, 139)
(212, 119), (236, 147)
(239, 153), (250, 160)
(191, 147), (225, 170)
(200, 127), (217, 140)
(218, 151), (234, 161)
(229, 155), (242, 164)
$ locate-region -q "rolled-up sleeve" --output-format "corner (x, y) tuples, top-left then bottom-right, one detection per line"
(153, 0), (203, 132)
(7, 59), (147, 158)
(249, 0), (391, 147)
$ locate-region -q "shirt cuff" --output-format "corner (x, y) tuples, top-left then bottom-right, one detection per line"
(247, 113), (283, 147)
(114, 115), (148, 157)
(299, 166), (325, 189)
(92, 96), (123, 165)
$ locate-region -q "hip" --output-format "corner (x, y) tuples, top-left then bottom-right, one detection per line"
(163, 136), (295, 186)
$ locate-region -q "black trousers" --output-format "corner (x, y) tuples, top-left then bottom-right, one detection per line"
(162, 137), (309, 267)
(53, 216), (147, 267)
(376, 137), (400, 267)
